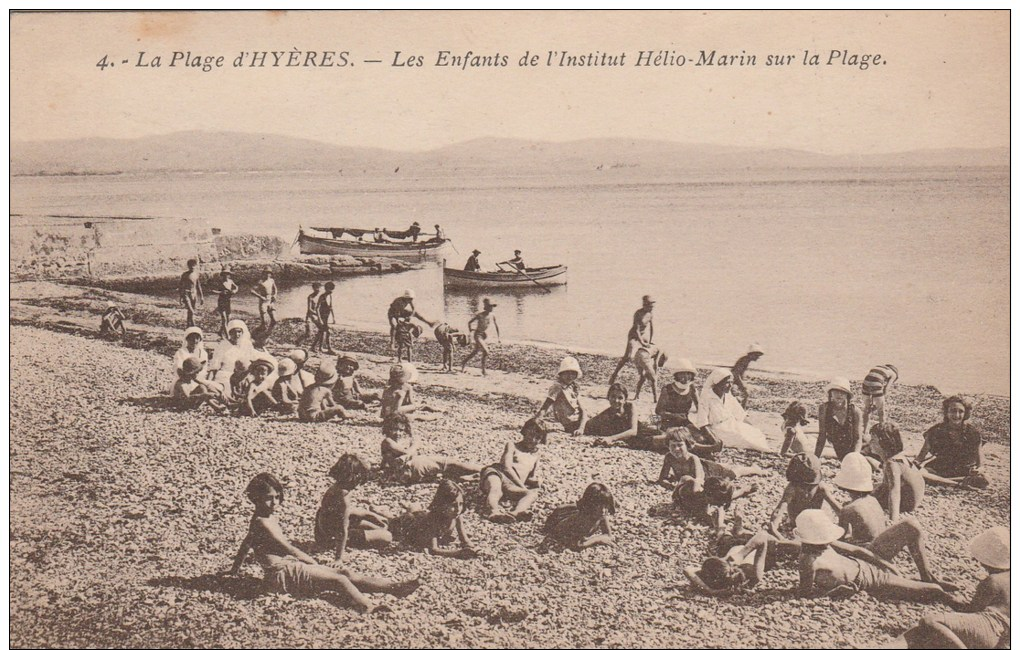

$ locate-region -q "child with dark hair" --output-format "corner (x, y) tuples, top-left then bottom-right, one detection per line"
(769, 453), (841, 541)
(315, 454), (392, 562)
(433, 322), (468, 373)
(916, 395), (988, 488)
(311, 282), (336, 354)
(731, 343), (764, 407)
(333, 355), (380, 410)
(296, 282), (322, 346)
(657, 430), (764, 488)
(390, 480), (478, 558)
(673, 475), (757, 534)
(779, 401), (812, 456)
(542, 483), (616, 550)
(584, 383), (638, 445)
(685, 530), (782, 596)
(870, 422), (925, 520)
(481, 419), (545, 523)
(394, 317), (422, 362)
(380, 414), (482, 483)
(226, 472), (419, 614)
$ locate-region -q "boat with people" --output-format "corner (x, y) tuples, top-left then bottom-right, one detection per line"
(443, 262), (568, 289)
(297, 226), (450, 262)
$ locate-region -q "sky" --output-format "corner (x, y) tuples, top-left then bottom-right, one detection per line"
(9, 10), (1010, 154)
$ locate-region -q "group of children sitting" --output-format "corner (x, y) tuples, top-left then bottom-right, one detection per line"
(160, 314), (1006, 645)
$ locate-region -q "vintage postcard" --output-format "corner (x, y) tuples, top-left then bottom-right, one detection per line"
(9, 10), (1010, 648)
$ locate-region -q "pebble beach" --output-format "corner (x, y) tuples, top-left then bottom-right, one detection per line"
(9, 282), (1011, 648)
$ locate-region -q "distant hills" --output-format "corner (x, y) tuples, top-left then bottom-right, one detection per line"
(9, 131), (1009, 176)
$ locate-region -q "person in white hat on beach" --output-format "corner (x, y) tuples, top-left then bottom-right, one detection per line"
(815, 376), (863, 460)
(536, 356), (587, 434)
(730, 343), (765, 407)
(656, 357), (699, 428)
(461, 298), (500, 376)
(689, 368), (770, 452)
(881, 526), (1009, 649)
(794, 509), (957, 603)
(834, 453), (956, 591)
(608, 295), (656, 387)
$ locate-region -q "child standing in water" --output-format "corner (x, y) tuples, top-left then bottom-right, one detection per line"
(461, 298), (500, 375)
(312, 282), (336, 354)
(541, 483), (616, 550)
(390, 480), (478, 558)
(226, 473), (419, 614)
(480, 419), (545, 523)
(536, 356), (587, 434)
(314, 454), (393, 562)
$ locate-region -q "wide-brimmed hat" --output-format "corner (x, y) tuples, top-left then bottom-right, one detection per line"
(181, 357), (206, 374)
(263, 266), (273, 274)
(969, 526), (1010, 569)
(642, 294), (655, 305)
(277, 358), (297, 377)
(834, 452), (874, 492)
(558, 356), (582, 378)
(672, 358), (697, 378)
(250, 359), (275, 374)
(337, 355), (360, 371)
(472, 249), (481, 255)
(315, 365), (339, 386)
(287, 349), (308, 365)
(826, 377), (853, 397)
(794, 509), (845, 545)
(403, 289), (416, 300)
(747, 342), (764, 355)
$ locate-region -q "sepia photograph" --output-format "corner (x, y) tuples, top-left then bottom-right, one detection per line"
(8, 10), (1010, 648)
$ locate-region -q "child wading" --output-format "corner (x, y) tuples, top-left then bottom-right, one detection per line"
(882, 527), (1010, 649)
(390, 480), (478, 558)
(541, 483), (616, 551)
(480, 419), (545, 523)
(296, 282), (322, 345)
(461, 298), (500, 375)
(314, 454), (392, 561)
(311, 282), (336, 354)
(536, 356), (587, 434)
(226, 473), (419, 614)
(380, 414), (482, 483)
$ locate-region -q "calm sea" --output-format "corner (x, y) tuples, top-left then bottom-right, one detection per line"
(11, 166), (1009, 395)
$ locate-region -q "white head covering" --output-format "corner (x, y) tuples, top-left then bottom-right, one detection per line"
(172, 327), (209, 391)
(688, 366), (769, 451)
(210, 320), (256, 385)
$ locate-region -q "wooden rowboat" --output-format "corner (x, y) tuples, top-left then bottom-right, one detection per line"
(444, 264), (568, 288)
(298, 228), (449, 262)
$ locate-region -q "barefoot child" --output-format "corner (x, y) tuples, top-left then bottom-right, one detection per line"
(883, 526), (1009, 649)
(333, 355), (380, 411)
(542, 483), (616, 551)
(226, 473), (419, 614)
(298, 364), (349, 423)
(99, 301), (126, 338)
(296, 282), (322, 345)
(250, 267), (278, 329)
(394, 317), (422, 363)
(834, 453), (955, 590)
(235, 359), (278, 417)
(779, 401), (812, 456)
(391, 480), (478, 558)
(210, 268), (238, 337)
(731, 343), (764, 407)
(862, 363), (898, 434)
(461, 298), (500, 375)
(769, 453), (841, 540)
(312, 282), (336, 354)
(178, 258), (203, 329)
(271, 359), (303, 415)
(434, 322), (467, 373)
(686, 530), (782, 596)
(673, 475), (757, 534)
(584, 383), (638, 445)
(870, 422), (925, 521)
(380, 414), (482, 483)
(171, 358), (225, 411)
(314, 454), (392, 562)
(481, 419), (545, 523)
(536, 356), (587, 434)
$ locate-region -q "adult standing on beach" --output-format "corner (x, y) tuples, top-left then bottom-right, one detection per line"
(815, 377), (863, 460)
(178, 258), (204, 329)
(465, 250), (482, 272)
(209, 267), (238, 337)
(608, 295), (655, 387)
(387, 290), (432, 350)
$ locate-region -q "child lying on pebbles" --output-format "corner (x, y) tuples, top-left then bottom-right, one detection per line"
(390, 480), (479, 559)
(540, 483), (616, 551)
(657, 428), (764, 489)
(380, 414), (482, 484)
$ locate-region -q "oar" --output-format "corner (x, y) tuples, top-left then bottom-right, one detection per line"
(498, 261), (551, 293)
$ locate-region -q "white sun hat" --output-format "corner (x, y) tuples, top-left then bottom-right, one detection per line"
(673, 358), (697, 374)
(747, 342), (764, 354)
(403, 289), (416, 299)
(794, 509), (845, 545)
(558, 356), (582, 377)
(969, 526), (1010, 570)
(834, 452), (875, 492)
(826, 376), (853, 396)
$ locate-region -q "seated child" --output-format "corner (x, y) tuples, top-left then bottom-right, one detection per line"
(271, 358), (303, 415)
(541, 483), (615, 551)
(672, 475), (756, 535)
(658, 428), (764, 488)
(793, 509), (956, 604)
(434, 322), (468, 373)
(314, 454), (392, 561)
(779, 401), (812, 456)
(480, 419), (545, 523)
(834, 452), (955, 590)
(536, 356), (586, 434)
(380, 414), (482, 483)
(883, 526), (1009, 649)
(333, 355), (380, 410)
(171, 357), (226, 412)
(584, 383), (638, 445)
(226, 473), (419, 614)
(769, 453), (841, 540)
(231, 359), (277, 417)
(99, 301), (126, 338)
(870, 422), (925, 521)
(394, 317), (422, 363)
(390, 480), (478, 558)
(298, 365), (349, 423)
(287, 349), (315, 389)
(380, 363), (439, 421)
(656, 360), (699, 428)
